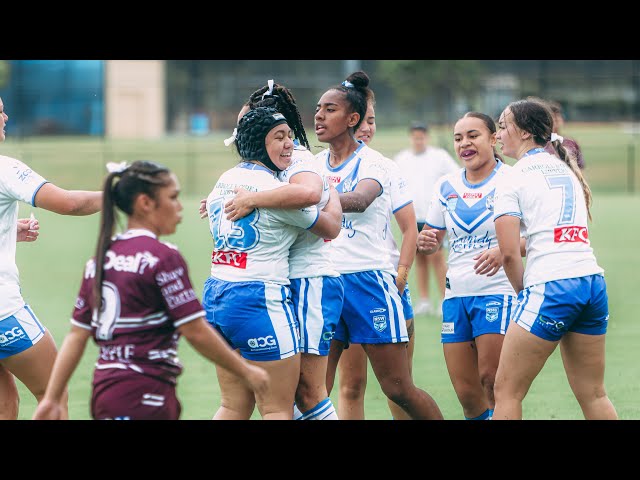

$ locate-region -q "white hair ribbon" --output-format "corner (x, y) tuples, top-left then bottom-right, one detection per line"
(342, 80), (354, 88)
(223, 127), (238, 147)
(106, 161), (128, 173)
(551, 133), (564, 143)
(261, 79), (275, 100)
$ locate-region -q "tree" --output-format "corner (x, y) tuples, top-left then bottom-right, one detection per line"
(376, 60), (486, 124)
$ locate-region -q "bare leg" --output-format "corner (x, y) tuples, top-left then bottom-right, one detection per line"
(560, 332), (617, 419)
(0, 364), (19, 420)
(336, 344), (367, 419)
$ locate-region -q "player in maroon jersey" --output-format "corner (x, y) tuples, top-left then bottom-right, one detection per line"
(33, 160), (269, 420)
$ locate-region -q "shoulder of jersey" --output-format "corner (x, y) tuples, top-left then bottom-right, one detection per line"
(160, 240), (180, 251)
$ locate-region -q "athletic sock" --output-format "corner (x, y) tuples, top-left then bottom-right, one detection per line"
(298, 398), (339, 420)
(465, 408), (492, 420)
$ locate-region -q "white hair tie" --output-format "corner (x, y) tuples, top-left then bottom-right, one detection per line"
(223, 127), (238, 147)
(261, 79), (275, 100)
(550, 133), (564, 143)
(106, 161), (128, 173)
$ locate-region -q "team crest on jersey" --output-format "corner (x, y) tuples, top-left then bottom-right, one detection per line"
(373, 315), (387, 332)
(446, 194), (458, 212)
(485, 301), (501, 322)
(342, 179), (353, 193)
(485, 194), (495, 211)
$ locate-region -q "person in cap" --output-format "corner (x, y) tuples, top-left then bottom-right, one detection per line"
(202, 106), (342, 419)
(394, 120), (459, 317)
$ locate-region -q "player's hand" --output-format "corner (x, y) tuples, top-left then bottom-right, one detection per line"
(198, 198), (207, 219)
(17, 217), (39, 242)
(473, 247), (503, 277)
(243, 364), (271, 399)
(224, 187), (254, 222)
(32, 399), (64, 420)
(417, 228), (438, 254)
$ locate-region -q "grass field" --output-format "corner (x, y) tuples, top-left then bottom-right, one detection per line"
(8, 124), (640, 420)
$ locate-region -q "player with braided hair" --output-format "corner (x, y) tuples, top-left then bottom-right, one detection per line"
(202, 81), (345, 420)
(203, 106), (342, 420)
(33, 160), (270, 420)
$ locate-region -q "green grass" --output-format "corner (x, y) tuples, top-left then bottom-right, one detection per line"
(7, 127), (640, 420)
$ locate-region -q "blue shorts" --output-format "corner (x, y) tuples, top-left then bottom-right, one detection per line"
(441, 294), (514, 343)
(333, 270), (407, 345)
(290, 275), (344, 356)
(0, 305), (46, 360)
(202, 276), (300, 361)
(512, 274), (609, 342)
(336, 282), (414, 343)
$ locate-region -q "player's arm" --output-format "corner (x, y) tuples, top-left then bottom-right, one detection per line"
(339, 178), (380, 213)
(34, 183), (102, 216)
(32, 325), (92, 420)
(394, 203), (417, 295)
(225, 172), (322, 222)
(494, 214), (525, 293)
(178, 317), (269, 397)
(309, 185), (342, 240)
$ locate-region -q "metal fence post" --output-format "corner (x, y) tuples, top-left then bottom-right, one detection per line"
(629, 143), (636, 194)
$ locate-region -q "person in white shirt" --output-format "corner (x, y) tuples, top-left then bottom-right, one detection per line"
(332, 93), (419, 420)
(418, 112), (517, 420)
(395, 122), (459, 316)
(217, 81), (344, 420)
(0, 95), (102, 419)
(492, 97), (617, 420)
(315, 71), (442, 420)
(203, 106), (342, 420)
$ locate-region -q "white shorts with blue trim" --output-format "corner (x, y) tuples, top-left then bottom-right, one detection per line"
(290, 276), (344, 356)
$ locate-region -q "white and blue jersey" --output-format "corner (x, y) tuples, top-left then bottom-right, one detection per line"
(493, 149), (603, 288)
(278, 143), (343, 356)
(494, 148), (608, 341)
(426, 160), (516, 299)
(316, 142), (407, 345)
(0, 156), (49, 321)
(426, 160), (515, 342)
(203, 161), (319, 361)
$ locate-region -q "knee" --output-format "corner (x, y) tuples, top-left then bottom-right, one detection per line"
(339, 374), (367, 402)
(479, 370), (497, 400)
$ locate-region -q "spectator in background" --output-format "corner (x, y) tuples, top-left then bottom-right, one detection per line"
(33, 160), (269, 420)
(0, 95), (102, 420)
(541, 99), (585, 169)
(492, 98), (616, 420)
(394, 121), (459, 316)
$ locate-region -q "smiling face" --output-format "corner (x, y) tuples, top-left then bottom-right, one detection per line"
(355, 102), (376, 145)
(453, 115), (497, 172)
(265, 123), (294, 171)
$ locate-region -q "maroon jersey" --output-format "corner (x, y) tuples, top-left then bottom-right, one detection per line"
(545, 137), (585, 169)
(71, 229), (205, 386)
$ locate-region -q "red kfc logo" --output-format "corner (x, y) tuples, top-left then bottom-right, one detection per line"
(554, 226), (589, 243)
(212, 250), (247, 268)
